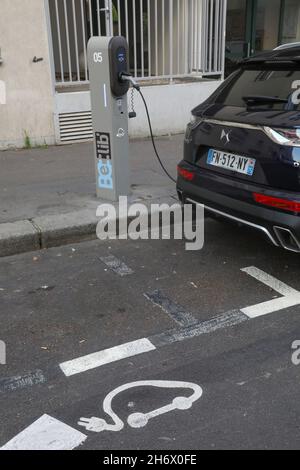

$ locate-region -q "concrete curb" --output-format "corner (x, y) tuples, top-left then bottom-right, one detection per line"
(0, 195), (178, 258)
(33, 209), (99, 250)
(0, 220), (41, 257)
(0, 210), (99, 258)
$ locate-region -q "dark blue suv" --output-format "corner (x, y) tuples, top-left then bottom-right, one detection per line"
(177, 43), (300, 253)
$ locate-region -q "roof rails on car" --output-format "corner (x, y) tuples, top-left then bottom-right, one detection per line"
(274, 42), (300, 51)
(239, 43), (300, 66)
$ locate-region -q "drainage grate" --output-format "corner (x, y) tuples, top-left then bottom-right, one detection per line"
(58, 111), (93, 143)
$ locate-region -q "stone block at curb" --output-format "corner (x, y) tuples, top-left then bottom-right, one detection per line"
(33, 209), (99, 249)
(0, 220), (40, 257)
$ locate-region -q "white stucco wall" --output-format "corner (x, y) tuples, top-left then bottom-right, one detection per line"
(0, 0), (55, 149)
(55, 79), (221, 141)
(0, 1), (221, 148)
(128, 80), (221, 138)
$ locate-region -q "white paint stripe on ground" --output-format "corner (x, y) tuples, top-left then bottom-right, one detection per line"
(60, 338), (156, 377)
(241, 294), (300, 319)
(241, 266), (300, 318)
(1, 414), (87, 450)
(241, 266), (299, 296)
(54, 266), (300, 376)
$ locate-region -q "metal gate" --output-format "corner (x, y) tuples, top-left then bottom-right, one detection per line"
(46, 0), (226, 143)
(48, 0), (227, 86)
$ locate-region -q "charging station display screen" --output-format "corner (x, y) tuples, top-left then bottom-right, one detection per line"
(117, 51), (125, 63)
(116, 47), (127, 74)
(108, 37), (130, 97)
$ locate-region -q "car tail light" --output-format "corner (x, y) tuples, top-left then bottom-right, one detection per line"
(184, 116), (202, 142)
(177, 166), (195, 182)
(264, 127), (300, 147)
(253, 192), (300, 213)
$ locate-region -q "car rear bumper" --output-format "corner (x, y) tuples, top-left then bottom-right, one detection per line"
(177, 161), (300, 253)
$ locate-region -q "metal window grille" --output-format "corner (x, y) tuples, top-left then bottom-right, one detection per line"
(47, 0), (226, 87)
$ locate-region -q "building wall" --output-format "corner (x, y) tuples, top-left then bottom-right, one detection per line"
(55, 80), (221, 141)
(0, 1), (221, 149)
(0, 0), (55, 149)
(128, 80), (220, 138)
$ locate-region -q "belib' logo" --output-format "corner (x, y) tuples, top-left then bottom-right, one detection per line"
(95, 132), (111, 160)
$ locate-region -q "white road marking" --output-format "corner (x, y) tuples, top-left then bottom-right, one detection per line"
(0, 340), (5, 365)
(60, 338), (156, 377)
(241, 266), (300, 318)
(4, 265), (300, 447)
(241, 294), (300, 319)
(241, 266), (299, 296)
(1, 414), (87, 450)
(78, 380), (203, 433)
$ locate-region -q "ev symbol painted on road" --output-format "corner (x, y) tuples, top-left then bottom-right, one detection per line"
(78, 380), (203, 433)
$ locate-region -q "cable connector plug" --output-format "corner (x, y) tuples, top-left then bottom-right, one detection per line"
(119, 72), (140, 91)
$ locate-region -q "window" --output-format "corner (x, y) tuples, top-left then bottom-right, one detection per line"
(255, 0), (281, 52)
(281, 0), (300, 44)
(216, 68), (300, 110)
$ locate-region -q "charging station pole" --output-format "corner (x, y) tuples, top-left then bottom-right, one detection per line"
(88, 36), (130, 201)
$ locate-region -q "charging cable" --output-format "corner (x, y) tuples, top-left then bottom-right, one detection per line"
(120, 73), (176, 184)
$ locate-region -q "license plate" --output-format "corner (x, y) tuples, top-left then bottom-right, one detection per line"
(207, 149), (256, 176)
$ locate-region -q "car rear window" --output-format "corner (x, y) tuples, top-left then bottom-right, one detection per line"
(216, 68), (300, 110)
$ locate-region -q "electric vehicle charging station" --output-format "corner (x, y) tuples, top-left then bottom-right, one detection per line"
(88, 36), (132, 201)
(88, 35), (174, 201)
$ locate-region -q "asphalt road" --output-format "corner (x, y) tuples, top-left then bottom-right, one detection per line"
(1, 217), (300, 450)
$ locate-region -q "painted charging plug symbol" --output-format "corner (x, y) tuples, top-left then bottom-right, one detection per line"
(98, 160), (113, 190)
(78, 380), (203, 433)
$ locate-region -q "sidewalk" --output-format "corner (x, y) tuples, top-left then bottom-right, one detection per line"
(0, 135), (182, 256)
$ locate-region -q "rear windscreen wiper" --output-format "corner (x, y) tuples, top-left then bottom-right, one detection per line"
(242, 95), (288, 106)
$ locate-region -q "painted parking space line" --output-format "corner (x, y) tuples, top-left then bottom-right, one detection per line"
(241, 266), (300, 319)
(2, 265), (300, 449)
(1, 414), (87, 450)
(60, 338), (156, 377)
(100, 255), (134, 276)
(144, 289), (198, 327)
(4, 266), (298, 391)
(60, 311), (248, 379)
(59, 266), (300, 377)
(241, 266), (299, 296)
(241, 294), (300, 319)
